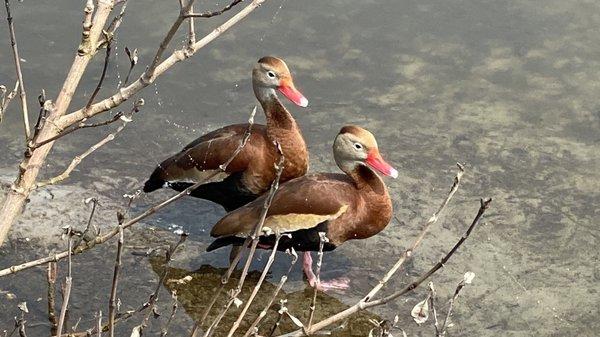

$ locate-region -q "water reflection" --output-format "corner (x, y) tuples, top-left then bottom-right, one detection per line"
(150, 259), (379, 337)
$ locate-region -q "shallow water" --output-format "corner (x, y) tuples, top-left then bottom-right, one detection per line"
(1, 0), (599, 336)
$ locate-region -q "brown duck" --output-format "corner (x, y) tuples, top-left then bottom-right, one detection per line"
(207, 125), (397, 290)
(143, 56), (309, 211)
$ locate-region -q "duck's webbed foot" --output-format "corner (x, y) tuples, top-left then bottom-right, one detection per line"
(302, 251), (350, 291)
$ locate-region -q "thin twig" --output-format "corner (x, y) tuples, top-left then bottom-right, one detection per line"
(227, 234), (284, 337)
(56, 228), (73, 337)
(363, 163), (465, 303)
(46, 262), (58, 336)
(428, 282), (440, 336)
(108, 226), (124, 337)
(242, 249), (299, 337)
(33, 120), (129, 189)
(438, 272), (474, 336)
(86, 34), (113, 109)
(31, 111), (125, 150)
(268, 300), (287, 337)
(137, 234), (188, 335)
(31, 98), (142, 152)
(0, 81), (19, 122)
(33, 102), (143, 189)
(4, 0), (30, 139)
(307, 233), (328, 330)
(145, 0), (196, 81)
(184, 0), (243, 18)
(123, 46), (137, 85)
(203, 152), (285, 337)
(160, 291), (178, 337)
(96, 311), (102, 337)
(187, 3), (196, 47)
(368, 199), (491, 307)
(72, 198), (99, 250)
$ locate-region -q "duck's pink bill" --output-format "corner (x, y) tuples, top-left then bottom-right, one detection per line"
(366, 152), (398, 178)
(278, 85), (309, 107)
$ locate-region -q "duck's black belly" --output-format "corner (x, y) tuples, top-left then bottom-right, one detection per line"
(169, 172), (258, 212)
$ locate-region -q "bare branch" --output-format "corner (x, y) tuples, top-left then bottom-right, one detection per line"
(56, 228), (73, 337)
(58, 0), (268, 129)
(226, 234), (283, 337)
(187, 3), (196, 47)
(242, 249), (299, 337)
(108, 227), (124, 337)
(0, 81), (19, 122)
(33, 114), (133, 189)
(3, 0), (30, 139)
(123, 46), (138, 85)
(160, 291), (178, 337)
(47, 262), (58, 336)
(437, 272), (475, 336)
(145, 0), (196, 81)
(184, 0), (243, 18)
(136, 234), (188, 335)
(86, 33), (114, 109)
(307, 233), (328, 330)
(203, 152), (285, 337)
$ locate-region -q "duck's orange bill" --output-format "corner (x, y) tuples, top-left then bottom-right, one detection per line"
(366, 151), (398, 178)
(278, 81), (308, 107)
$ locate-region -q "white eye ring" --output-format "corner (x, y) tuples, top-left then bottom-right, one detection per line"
(354, 143), (363, 150)
(267, 71), (276, 78)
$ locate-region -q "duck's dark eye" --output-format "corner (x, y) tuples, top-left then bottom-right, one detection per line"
(354, 143), (363, 150)
(267, 71), (276, 78)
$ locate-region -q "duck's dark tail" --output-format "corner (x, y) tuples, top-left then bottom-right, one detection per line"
(143, 169), (167, 193)
(206, 236), (245, 252)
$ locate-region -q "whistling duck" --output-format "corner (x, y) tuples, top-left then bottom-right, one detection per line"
(207, 125), (397, 290)
(143, 57), (309, 211)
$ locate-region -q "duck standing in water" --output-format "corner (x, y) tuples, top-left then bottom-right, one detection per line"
(207, 126), (397, 290)
(143, 56), (309, 211)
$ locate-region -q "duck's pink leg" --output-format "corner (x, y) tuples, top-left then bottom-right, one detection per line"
(302, 251), (350, 291)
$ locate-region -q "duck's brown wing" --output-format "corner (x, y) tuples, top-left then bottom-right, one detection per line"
(144, 124), (268, 192)
(210, 173), (357, 237)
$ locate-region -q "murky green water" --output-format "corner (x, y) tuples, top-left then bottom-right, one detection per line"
(1, 0), (599, 336)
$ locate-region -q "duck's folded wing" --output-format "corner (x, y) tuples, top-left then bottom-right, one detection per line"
(151, 124), (266, 184)
(210, 174), (354, 237)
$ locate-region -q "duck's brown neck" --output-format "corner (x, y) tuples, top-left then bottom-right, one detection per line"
(349, 165), (387, 196)
(261, 97), (296, 131)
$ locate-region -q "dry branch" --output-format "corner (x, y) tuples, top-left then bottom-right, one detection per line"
(202, 153), (285, 337)
(32, 113), (133, 189)
(0, 81), (19, 122)
(56, 229), (73, 337)
(0, 0), (116, 245)
(242, 249), (299, 337)
(307, 233), (328, 330)
(46, 262), (58, 336)
(3, 0), (30, 139)
(160, 291), (179, 337)
(58, 0), (267, 129)
(184, 0), (243, 18)
(227, 234), (283, 337)
(108, 227), (124, 337)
